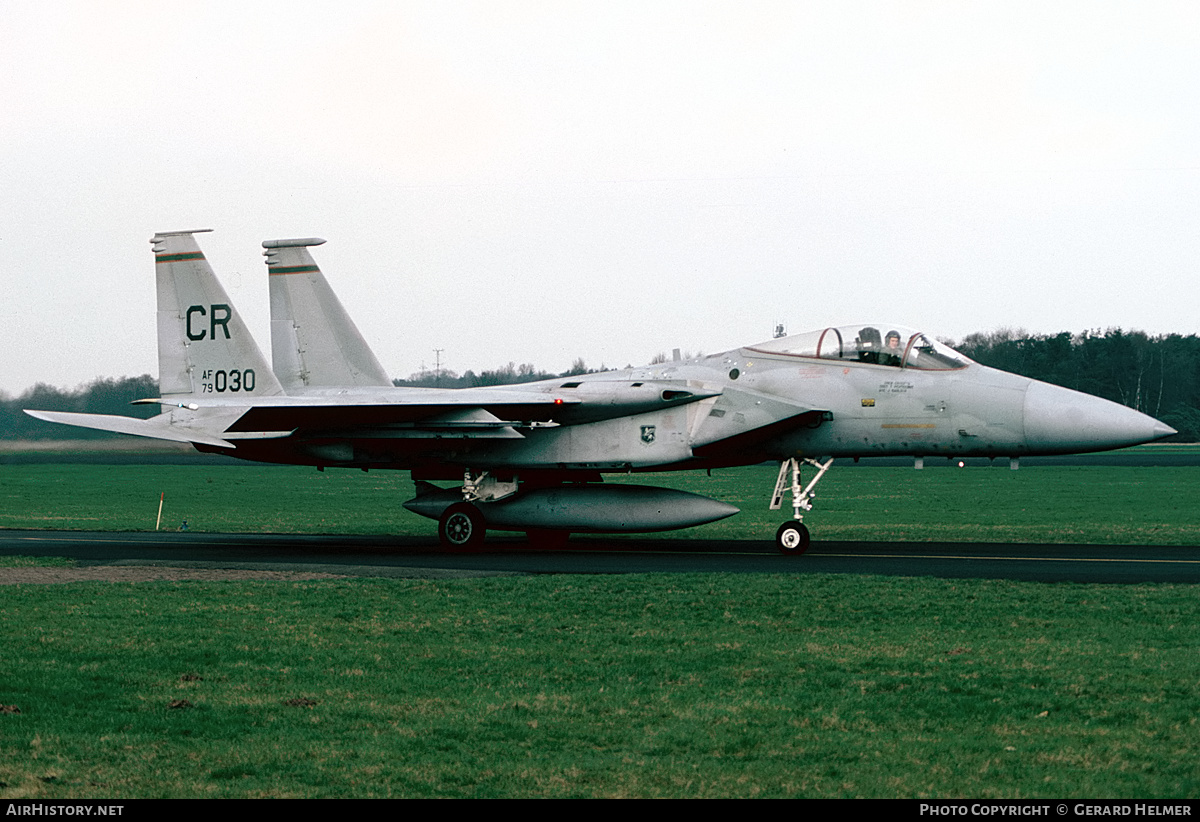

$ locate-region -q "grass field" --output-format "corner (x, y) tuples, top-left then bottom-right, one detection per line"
(1, 453), (1197, 798)
(1, 457), (1197, 545)
(2, 573), (1198, 798)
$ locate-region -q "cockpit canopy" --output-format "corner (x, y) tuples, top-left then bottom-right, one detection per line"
(749, 324), (971, 371)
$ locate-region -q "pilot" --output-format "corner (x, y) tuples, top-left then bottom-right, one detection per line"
(881, 330), (903, 367)
(857, 327), (882, 363)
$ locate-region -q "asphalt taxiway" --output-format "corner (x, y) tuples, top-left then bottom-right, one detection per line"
(3, 529), (1199, 584)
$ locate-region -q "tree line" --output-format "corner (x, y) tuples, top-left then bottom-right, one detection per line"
(947, 328), (1200, 441)
(393, 357), (595, 389)
(0, 375), (160, 440)
(3, 328), (1197, 440)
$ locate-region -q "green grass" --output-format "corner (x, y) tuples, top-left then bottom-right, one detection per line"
(1, 460), (1197, 545)
(1, 455), (1197, 797)
(1, 574), (1197, 798)
(0, 555), (75, 568)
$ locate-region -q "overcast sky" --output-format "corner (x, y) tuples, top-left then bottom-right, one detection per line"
(3, 0), (1198, 395)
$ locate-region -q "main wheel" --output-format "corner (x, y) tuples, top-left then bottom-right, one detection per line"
(439, 502), (486, 549)
(775, 521), (810, 555)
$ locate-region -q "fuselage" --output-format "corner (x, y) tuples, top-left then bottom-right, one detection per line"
(208, 324), (1174, 476)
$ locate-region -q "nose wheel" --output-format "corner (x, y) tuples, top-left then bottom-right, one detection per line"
(775, 521), (811, 555)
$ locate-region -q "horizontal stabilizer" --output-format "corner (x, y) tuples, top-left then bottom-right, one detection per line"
(24, 409), (235, 448)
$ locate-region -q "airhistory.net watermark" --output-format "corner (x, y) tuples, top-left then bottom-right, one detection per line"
(5, 806), (123, 816)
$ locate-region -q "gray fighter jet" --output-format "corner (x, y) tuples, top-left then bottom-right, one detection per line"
(27, 230), (1177, 554)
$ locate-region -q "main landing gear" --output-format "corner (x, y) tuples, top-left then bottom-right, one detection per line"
(770, 457), (833, 555)
(435, 471), (574, 550)
(437, 470), (515, 550)
(438, 501), (486, 550)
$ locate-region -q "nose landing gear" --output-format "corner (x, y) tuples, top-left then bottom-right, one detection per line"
(770, 457), (833, 555)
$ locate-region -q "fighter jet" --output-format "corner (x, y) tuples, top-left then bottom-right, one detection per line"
(27, 230), (1177, 554)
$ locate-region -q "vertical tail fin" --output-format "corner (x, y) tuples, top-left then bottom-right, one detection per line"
(153, 230), (283, 400)
(264, 238), (392, 389)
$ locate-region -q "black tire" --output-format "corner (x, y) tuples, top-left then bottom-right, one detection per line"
(775, 521), (810, 555)
(525, 529), (570, 550)
(439, 502), (486, 549)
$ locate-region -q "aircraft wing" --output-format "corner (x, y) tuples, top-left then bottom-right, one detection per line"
(24, 390), (581, 447)
(205, 386), (577, 435)
(23, 379), (729, 448)
(218, 380), (721, 435)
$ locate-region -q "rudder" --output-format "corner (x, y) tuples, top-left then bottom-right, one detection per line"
(264, 237), (391, 389)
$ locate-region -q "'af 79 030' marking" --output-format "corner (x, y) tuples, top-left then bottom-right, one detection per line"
(200, 369), (255, 393)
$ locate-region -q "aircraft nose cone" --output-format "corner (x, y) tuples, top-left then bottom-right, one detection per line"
(1153, 421), (1179, 440)
(1023, 380), (1176, 454)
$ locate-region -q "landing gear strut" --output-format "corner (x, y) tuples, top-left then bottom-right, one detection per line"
(770, 457), (833, 555)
